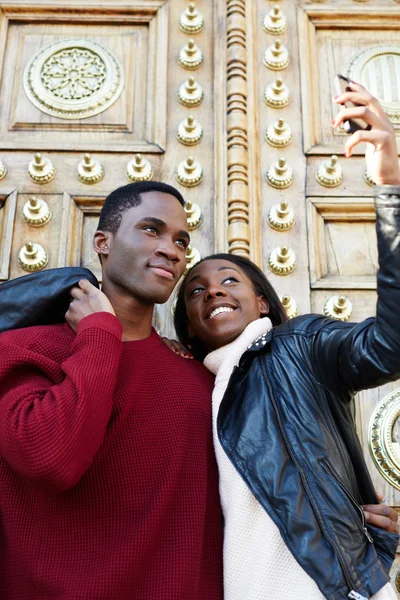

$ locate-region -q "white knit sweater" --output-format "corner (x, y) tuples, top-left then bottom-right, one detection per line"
(204, 318), (396, 600)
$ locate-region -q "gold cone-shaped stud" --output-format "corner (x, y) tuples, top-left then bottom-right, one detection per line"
(77, 154), (104, 184)
(364, 169), (375, 187)
(176, 156), (203, 187)
(265, 78), (290, 108)
(185, 199), (203, 230)
(268, 245), (296, 275)
(177, 116), (203, 146)
(263, 40), (289, 70)
(266, 117), (292, 147)
(268, 200), (295, 231)
(178, 77), (204, 107)
(280, 294), (298, 319)
(179, 2), (204, 34)
(178, 39), (204, 70)
(266, 157), (294, 189)
(323, 295), (352, 321)
(263, 5), (287, 35)
(0, 159), (7, 181)
(185, 245), (201, 273)
(316, 155), (343, 187)
(19, 241), (48, 272)
(126, 154), (153, 182)
(22, 196), (52, 227)
(28, 153), (56, 184)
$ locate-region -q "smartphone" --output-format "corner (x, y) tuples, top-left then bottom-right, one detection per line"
(334, 74), (371, 134)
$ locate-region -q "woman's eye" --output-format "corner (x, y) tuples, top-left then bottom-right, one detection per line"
(223, 277), (238, 284)
(189, 286), (203, 297)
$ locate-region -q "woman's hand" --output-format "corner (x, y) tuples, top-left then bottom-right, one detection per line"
(161, 337), (193, 359)
(363, 493), (399, 534)
(333, 82), (400, 186)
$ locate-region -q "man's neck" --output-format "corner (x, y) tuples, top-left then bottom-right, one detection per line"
(101, 283), (154, 342)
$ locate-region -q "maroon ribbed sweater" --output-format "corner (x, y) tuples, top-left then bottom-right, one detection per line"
(0, 313), (223, 599)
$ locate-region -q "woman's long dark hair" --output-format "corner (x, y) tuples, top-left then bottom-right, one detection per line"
(174, 253), (288, 361)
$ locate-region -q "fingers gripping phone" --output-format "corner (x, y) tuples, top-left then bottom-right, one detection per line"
(334, 74), (372, 134)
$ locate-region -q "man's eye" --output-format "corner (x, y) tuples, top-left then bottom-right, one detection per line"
(176, 239), (188, 249)
(143, 226), (158, 234)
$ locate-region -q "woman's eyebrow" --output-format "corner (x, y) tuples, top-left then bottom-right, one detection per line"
(217, 266), (241, 274)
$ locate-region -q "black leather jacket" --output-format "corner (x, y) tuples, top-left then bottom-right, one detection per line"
(217, 186), (400, 600)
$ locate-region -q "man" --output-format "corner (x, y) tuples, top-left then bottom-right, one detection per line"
(0, 181), (223, 599)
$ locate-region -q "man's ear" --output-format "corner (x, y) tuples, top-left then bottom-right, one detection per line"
(258, 296), (269, 316)
(93, 230), (112, 260)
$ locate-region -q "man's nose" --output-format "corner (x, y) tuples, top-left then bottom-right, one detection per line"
(155, 243), (179, 262)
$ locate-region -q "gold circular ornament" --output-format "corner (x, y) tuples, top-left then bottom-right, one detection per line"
(19, 241), (48, 272)
(280, 294), (298, 319)
(178, 77), (204, 107)
(77, 154), (104, 184)
(323, 295), (352, 321)
(263, 40), (290, 71)
(268, 245), (296, 276)
(263, 5), (287, 35)
(266, 158), (294, 189)
(265, 78), (290, 108)
(22, 196), (52, 227)
(185, 245), (201, 273)
(126, 154), (153, 182)
(23, 39), (124, 120)
(266, 117), (292, 147)
(0, 159), (7, 181)
(369, 388), (400, 491)
(178, 40), (204, 70)
(179, 3), (204, 34)
(28, 153), (56, 184)
(177, 116), (203, 146)
(185, 199), (203, 230)
(268, 200), (295, 231)
(346, 45), (400, 124)
(316, 155), (343, 188)
(176, 157), (203, 187)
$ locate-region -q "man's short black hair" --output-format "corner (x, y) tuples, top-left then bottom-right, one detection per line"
(98, 181), (185, 234)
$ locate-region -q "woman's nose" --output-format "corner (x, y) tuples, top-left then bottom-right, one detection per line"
(204, 287), (227, 301)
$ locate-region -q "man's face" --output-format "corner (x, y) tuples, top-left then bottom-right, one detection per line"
(98, 191), (190, 305)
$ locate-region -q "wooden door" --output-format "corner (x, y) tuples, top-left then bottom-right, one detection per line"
(0, 0), (399, 592)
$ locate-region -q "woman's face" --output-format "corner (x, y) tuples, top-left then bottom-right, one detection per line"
(184, 259), (269, 351)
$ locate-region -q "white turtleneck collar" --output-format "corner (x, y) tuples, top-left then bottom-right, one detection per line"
(203, 317), (273, 377)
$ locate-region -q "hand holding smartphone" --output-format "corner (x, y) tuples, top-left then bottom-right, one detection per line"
(334, 75), (372, 134)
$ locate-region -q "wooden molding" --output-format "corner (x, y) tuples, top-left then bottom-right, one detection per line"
(0, 189), (17, 280)
(226, 0), (250, 257)
(307, 197), (377, 289)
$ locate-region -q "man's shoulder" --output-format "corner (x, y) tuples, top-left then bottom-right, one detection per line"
(1, 323), (73, 351)
(161, 344), (215, 383)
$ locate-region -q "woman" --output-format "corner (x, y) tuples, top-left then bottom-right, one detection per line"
(172, 84), (400, 599)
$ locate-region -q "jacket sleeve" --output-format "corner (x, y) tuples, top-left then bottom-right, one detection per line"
(0, 313), (123, 492)
(313, 185), (400, 397)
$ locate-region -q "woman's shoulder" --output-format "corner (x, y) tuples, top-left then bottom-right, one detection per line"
(272, 313), (352, 338)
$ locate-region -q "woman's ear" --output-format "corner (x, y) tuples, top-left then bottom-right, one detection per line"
(258, 296), (269, 316)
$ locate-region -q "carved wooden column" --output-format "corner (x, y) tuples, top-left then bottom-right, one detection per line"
(226, 0), (250, 256)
